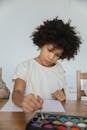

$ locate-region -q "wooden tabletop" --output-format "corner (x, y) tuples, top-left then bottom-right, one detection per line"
(0, 99), (7, 109)
(0, 99), (87, 130)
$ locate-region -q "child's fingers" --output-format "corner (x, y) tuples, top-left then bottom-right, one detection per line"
(22, 98), (41, 112)
(22, 101), (34, 112)
(22, 94), (43, 112)
(56, 94), (65, 101)
(51, 90), (65, 101)
(51, 93), (56, 99)
(37, 95), (43, 104)
(32, 95), (43, 109)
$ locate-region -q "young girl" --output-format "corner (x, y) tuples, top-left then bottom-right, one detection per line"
(12, 17), (82, 113)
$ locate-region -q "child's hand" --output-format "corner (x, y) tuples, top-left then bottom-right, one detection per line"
(21, 93), (43, 113)
(51, 89), (66, 102)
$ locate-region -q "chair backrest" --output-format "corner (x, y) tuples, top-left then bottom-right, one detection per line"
(77, 70), (87, 100)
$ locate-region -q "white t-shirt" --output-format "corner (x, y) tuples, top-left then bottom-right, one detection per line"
(13, 59), (67, 99)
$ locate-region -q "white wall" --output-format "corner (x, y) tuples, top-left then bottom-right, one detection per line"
(0, 0), (87, 99)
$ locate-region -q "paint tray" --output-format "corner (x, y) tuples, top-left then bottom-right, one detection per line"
(26, 112), (87, 130)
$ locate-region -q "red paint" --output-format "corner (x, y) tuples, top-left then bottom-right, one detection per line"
(57, 125), (66, 130)
(71, 127), (80, 130)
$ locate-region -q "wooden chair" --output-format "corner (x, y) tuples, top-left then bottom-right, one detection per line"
(77, 70), (87, 100)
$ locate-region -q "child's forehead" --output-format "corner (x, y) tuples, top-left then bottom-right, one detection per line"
(45, 43), (62, 50)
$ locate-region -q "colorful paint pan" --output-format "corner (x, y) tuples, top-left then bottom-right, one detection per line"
(83, 118), (87, 124)
(56, 125), (67, 130)
(26, 113), (87, 130)
(64, 121), (74, 126)
(77, 122), (87, 128)
(52, 120), (62, 125)
(41, 119), (49, 124)
(71, 126), (80, 130)
(47, 115), (57, 120)
(71, 117), (80, 123)
(31, 121), (41, 128)
(43, 123), (53, 129)
(59, 116), (68, 122)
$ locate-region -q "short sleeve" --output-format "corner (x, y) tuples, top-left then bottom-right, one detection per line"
(13, 61), (28, 82)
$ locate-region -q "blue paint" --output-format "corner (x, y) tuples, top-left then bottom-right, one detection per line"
(48, 115), (57, 120)
(59, 116), (68, 122)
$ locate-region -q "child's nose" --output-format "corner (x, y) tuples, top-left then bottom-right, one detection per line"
(49, 53), (54, 60)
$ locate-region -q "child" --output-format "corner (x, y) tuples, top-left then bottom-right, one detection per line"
(0, 68), (10, 99)
(12, 17), (82, 113)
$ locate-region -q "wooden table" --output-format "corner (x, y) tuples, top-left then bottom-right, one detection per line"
(0, 99), (7, 109)
(0, 100), (87, 130)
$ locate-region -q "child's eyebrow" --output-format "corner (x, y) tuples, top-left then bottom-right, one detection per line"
(48, 45), (56, 49)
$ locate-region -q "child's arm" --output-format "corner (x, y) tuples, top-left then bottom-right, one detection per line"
(51, 88), (66, 102)
(12, 78), (26, 107)
(12, 78), (43, 112)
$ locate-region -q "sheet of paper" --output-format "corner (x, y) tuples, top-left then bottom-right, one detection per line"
(41, 99), (65, 112)
(0, 98), (65, 112)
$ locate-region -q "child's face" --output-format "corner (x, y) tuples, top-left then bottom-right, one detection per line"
(38, 44), (63, 67)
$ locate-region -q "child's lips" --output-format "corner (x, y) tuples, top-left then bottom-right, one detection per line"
(44, 60), (51, 66)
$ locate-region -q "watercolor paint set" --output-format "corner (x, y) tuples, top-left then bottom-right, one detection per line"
(26, 113), (87, 130)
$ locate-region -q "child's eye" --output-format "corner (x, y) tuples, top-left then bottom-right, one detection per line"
(47, 48), (53, 52)
(55, 54), (61, 58)
(56, 54), (59, 57)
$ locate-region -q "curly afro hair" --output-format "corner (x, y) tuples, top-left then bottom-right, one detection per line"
(31, 17), (82, 60)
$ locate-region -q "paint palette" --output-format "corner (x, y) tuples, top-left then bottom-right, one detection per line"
(26, 113), (87, 130)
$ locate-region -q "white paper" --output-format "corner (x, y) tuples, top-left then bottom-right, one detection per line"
(0, 98), (65, 112)
(41, 99), (65, 112)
